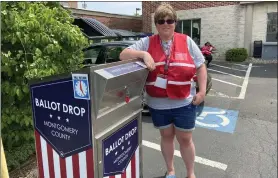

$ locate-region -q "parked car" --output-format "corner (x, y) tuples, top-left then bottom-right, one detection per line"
(82, 40), (212, 115)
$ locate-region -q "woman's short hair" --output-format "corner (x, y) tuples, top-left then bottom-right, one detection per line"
(205, 42), (211, 46)
(154, 3), (177, 24)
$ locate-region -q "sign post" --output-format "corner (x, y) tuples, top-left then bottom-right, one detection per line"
(1, 138), (9, 178)
(29, 59), (148, 178)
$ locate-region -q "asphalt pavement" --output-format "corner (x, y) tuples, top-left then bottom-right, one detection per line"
(141, 61), (277, 178)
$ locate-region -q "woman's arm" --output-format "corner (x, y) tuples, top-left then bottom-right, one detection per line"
(120, 48), (146, 61)
(210, 45), (216, 51)
(187, 37), (207, 104)
(119, 37), (149, 61)
(119, 37), (156, 71)
(196, 64), (207, 95)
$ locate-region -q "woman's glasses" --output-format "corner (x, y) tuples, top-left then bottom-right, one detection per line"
(156, 19), (176, 25)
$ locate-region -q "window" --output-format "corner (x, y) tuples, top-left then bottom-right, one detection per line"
(83, 46), (102, 65)
(175, 19), (201, 45)
(105, 46), (125, 63)
(266, 12), (278, 42)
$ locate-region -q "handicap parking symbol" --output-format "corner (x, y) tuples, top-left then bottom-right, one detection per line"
(195, 106), (239, 133)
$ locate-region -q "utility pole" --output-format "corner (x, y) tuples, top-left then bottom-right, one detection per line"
(135, 8), (141, 16)
(82, 1), (87, 9)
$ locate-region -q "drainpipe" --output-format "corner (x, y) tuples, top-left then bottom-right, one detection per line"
(244, 4), (254, 56)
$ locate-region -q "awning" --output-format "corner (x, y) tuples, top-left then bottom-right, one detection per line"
(111, 29), (153, 38)
(73, 17), (152, 40)
(73, 17), (117, 38)
(111, 29), (138, 37)
(135, 32), (153, 37)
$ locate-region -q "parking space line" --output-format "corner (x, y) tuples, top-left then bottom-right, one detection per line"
(208, 68), (243, 79)
(238, 63), (252, 99)
(142, 140), (228, 171)
(211, 64), (247, 72)
(207, 93), (241, 99)
(212, 78), (242, 87)
(232, 63), (248, 67)
(209, 89), (234, 98)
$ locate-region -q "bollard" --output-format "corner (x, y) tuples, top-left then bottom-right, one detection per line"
(1, 138), (10, 178)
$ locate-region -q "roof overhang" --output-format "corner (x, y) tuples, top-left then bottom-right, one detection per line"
(73, 17), (118, 38)
(73, 17), (152, 40)
(239, 1), (263, 5)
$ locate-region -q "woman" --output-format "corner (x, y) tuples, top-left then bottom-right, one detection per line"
(120, 3), (207, 178)
(201, 42), (215, 67)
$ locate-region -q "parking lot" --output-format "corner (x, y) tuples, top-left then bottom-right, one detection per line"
(207, 61), (252, 100)
(8, 61), (276, 178)
(140, 62), (277, 178)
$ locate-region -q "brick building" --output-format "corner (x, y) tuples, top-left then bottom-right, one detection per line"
(60, 1), (142, 32)
(68, 8), (142, 32)
(142, 1), (277, 59)
(60, 1), (78, 8)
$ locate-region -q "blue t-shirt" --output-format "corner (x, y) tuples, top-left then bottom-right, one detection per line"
(127, 36), (205, 110)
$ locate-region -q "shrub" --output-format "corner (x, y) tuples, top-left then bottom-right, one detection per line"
(225, 48), (248, 62)
(1, 2), (88, 170)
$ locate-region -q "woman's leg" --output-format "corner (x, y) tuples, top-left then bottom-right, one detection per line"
(148, 107), (176, 176)
(172, 104), (197, 178)
(160, 125), (176, 175)
(206, 55), (213, 67)
(175, 130), (196, 178)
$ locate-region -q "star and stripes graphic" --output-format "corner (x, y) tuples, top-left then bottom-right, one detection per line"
(35, 130), (140, 178)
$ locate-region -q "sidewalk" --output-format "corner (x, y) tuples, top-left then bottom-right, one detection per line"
(9, 155), (37, 178)
(213, 57), (278, 64)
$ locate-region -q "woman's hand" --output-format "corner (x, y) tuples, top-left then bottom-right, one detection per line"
(192, 91), (205, 105)
(120, 49), (156, 71)
(193, 64), (207, 105)
(142, 52), (156, 71)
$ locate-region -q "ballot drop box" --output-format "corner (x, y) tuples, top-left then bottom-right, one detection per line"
(29, 59), (148, 178)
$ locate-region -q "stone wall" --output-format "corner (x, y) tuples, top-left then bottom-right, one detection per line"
(148, 4), (245, 60)
(142, 1), (239, 33)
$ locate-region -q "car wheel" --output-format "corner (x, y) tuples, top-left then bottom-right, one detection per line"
(196, 101), (205, 116)
(141, 89), (151, 116)
(206, 73), (212, 94)
(142, 105), (151, 116)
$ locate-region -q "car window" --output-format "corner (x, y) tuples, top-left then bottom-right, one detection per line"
(83, 46), (102, 65)
(105, 46), (126, 63)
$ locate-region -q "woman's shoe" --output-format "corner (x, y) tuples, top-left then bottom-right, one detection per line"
(165, 171), (176, 178)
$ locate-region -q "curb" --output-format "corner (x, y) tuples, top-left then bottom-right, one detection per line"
(212, 59), (277, 64)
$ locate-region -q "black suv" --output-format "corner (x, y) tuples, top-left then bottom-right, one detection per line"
(82, 40), (212, 115)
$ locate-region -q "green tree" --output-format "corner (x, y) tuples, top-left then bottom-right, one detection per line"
(1, 2), (88, 170)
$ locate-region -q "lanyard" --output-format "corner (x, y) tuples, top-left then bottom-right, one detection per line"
(160, 39), (174, 76)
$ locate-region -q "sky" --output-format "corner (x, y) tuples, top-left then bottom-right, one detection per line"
(77, 2), (142, 16)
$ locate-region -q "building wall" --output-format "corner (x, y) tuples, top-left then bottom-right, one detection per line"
(252, 2), (277, 43)
(149, 4), (245, 60)
(60, 1), (78, 8)
(68, 2), (78, 9)
(68, 8), (142, 32)
(142, 1), (239, 33)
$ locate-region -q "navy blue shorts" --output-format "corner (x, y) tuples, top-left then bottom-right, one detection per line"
(149, 103), (197, 131)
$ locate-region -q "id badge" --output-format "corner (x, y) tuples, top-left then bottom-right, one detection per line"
(154, 77), (167, 89)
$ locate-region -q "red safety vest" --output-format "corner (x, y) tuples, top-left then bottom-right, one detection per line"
(201, 45), (212, 55)
(145, 33), (196, 99)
